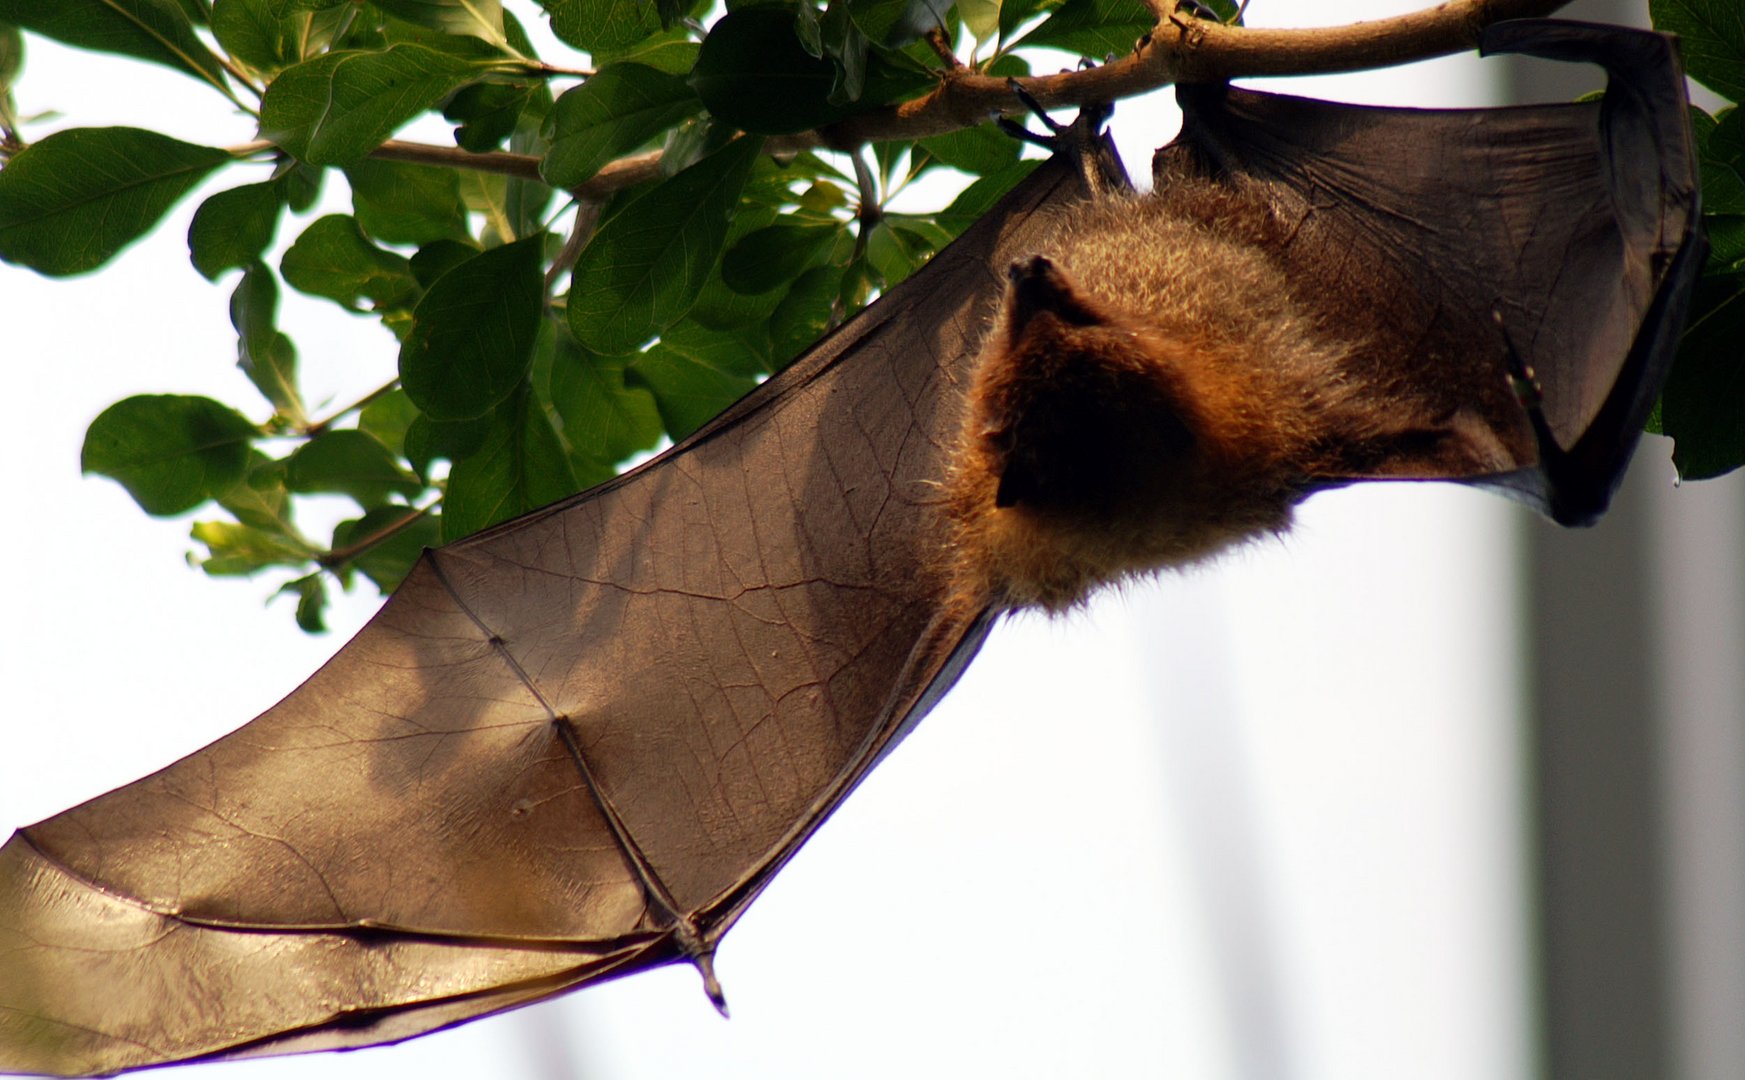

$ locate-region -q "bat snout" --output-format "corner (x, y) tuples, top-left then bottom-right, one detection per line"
(1005, 255), (1102, 334)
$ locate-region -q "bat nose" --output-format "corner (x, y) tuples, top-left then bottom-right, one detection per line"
(1005, 255), (1100, 333)
(1007, 255), (1054, 285)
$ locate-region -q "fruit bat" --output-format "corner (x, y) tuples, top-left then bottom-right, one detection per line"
(0, 18), (1701, 1078)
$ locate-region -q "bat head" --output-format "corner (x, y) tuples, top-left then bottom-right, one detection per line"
(942, 254), (1309, 616)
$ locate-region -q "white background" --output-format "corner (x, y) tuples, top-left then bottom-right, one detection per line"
(0, 4), (1559, 1077)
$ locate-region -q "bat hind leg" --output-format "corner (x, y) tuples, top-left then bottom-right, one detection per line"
(996, 78), (1117, 197)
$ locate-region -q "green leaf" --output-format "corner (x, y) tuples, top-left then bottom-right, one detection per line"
(0, 25), (17, 135)
(0, 127), (231, 275)
(656, 317), (768, 377)
(848, 0), (950, 48)
(0, 0), (231, 90)
(230, 262), (308, 422)
(211, 0), (345, 73)
(345, 158), (469, 244)
(188, 179), (284, 279)
(286, 428), (423, 504)
(400, 235), (544, 420)
(918, 122), (1021, 176)
(260, 44), (487, 165)
(626, 339), (758, 440)
(568, 135), (762, 354)
(692, 6), (847, 135)
(268, 0), (346, 16)
(1706, 214), (1745, 270)
(770, 263), (840, 361)
(456, 139), (553, 244)
(280, 214), (420, 309)
(403, 410), (490, 477)
(217, 452), (298, 532)
(1660, 272), (1745, 479)
(721, 222), (839, 293)
(685, 197), (787, 329)
(602, 29), (699, 74)
(935, 157), (1040, 233)
(1200, 0), (1241, 22)
(372, 0), (507, 47)
(409, 237), (481, 284)
(959, 0), (1000, 40)
(540, 0), (662, 53)
(83, 395), (260, 516)
(191, 519), (319, 574)
(998, 0), (1053, 42)
(1014, 0), (1150, 56)
(862, 218), (916, 288)
(278, 158), (324, 211)
(332, 505), (439, 591)
(1701, 108), (1745, 215)
(444, 80), (537, 152)
(1651, 0), (1745, 103)
(285, 573), (329, 633)
(359, 387), (422, 454)
(442, 387), (580, 541)
(548, 340), (663, 466)
(0, 23), (23, 86)
(542, 63), (701, 187)
(822, 0), (868, 104)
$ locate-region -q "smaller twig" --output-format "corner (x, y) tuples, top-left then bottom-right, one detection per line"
(547, 201), (601, 293)
(303, 379), (399, 437)
(522, 60), (596, 79)
(369, 139), (547, 182)
(215, 54), (264, 101)
(850, 149), (881, 261)
(319, 503), (434, 569)
(924, 27), (963, 68)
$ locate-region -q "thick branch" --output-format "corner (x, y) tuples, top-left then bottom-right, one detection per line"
(236, 0), (1571, 202)
(824, 0), (1573, 144)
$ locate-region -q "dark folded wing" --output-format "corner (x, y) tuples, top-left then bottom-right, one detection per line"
(1162, 19), (1702, 523)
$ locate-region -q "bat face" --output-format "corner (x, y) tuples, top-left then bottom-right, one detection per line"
(944, 251), (1316, 615)
(0, 18), (1702, 1078)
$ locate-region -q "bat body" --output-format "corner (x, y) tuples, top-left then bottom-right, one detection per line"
(948, 19), (1703, 613)
(0, 19), (1701, 1077)
(946, 175), (1386, 613)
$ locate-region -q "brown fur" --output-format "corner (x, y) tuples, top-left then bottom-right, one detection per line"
(942, 176), (1394, 616)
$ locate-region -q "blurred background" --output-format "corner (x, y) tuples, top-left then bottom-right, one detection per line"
(5, 0), (1742, 1077)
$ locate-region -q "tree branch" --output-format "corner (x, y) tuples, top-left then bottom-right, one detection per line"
(823, 0), (1573, 144)
(319, 504), (432, 569)
(235, 0), (1572, 202)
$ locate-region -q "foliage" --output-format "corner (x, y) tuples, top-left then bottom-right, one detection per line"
(0, 0), (1170, 630)
(0, 0), (1737, 630)
(1650, 0), (1745, 479)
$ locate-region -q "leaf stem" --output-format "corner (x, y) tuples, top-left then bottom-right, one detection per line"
(304, 379), (400, 437)
(546, 200), (602, 294)
(319, 502), (434, 569)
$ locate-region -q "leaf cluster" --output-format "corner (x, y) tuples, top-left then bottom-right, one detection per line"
(0, 0), (1171, 630)
(1, 0), (1735, 631)
(1648, 0), (1745, 478)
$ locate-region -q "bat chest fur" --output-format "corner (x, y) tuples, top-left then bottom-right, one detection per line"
(942, 189), (1366, 615)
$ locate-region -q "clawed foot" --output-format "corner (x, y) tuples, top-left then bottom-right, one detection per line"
(995, 77), (1115, 193)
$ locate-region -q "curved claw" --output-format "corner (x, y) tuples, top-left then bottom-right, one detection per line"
(995, 82), (1117, 196)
